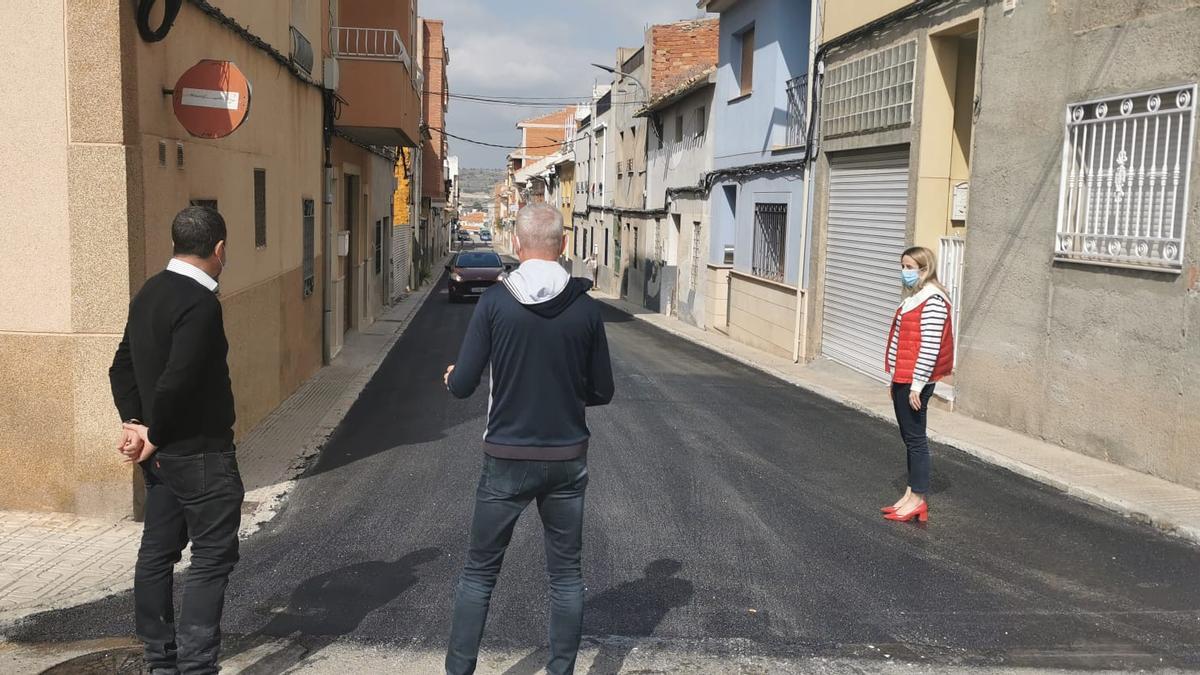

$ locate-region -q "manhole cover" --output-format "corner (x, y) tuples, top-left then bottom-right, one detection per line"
(40, 646), (143, 674)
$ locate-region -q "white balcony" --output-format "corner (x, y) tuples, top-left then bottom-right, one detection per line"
(332, 26), (411, 69)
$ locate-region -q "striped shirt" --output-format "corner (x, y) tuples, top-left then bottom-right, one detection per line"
(887, 291), (949, 389)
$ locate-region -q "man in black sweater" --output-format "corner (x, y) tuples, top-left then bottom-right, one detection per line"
(110, 206), (242, 675)
(443, 202), (614, 675)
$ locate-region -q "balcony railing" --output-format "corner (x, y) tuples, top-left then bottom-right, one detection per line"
(785, 74), (808, 148)
(332, 26), (411, 69)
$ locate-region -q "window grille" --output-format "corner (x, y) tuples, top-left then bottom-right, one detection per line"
(254, 169), (267, 248)
(752, 203), (787, 282)
(374, 218), (383, 275)
(1055, 85), (1196, 272)
(302, 199), (315, 296)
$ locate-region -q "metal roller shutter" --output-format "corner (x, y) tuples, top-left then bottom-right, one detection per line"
(821, 149), (910, 381)
(391, 224), (412, 299)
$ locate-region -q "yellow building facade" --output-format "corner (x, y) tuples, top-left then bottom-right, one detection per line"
(0, 0), (419, 516)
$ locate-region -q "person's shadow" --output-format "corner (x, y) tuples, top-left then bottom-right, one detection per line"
(501, 558), (694, 675)
(223, 547), (441, 674)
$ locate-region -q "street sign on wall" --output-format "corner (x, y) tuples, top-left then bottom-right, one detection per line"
(172, 60), (252, 139)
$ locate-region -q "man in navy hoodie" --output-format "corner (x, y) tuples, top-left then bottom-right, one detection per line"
(443, 202), (614, 675)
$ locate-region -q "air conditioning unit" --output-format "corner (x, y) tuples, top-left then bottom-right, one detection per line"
(323, 57), (340, 91)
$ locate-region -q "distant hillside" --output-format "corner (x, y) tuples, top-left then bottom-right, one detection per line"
(458, 168), (506, 197)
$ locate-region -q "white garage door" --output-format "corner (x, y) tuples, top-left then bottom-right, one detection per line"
(821, 149), (910, 381)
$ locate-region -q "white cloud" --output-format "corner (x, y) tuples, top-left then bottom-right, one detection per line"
(437, 0), (707, 166)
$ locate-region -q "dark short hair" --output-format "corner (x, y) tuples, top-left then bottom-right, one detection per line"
(172, 206), (227, 257)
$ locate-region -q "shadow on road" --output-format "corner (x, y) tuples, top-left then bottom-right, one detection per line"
(501, 558), (694, 675)
(222, 547), (441, 674)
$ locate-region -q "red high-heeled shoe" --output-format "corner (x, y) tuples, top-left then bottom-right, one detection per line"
(884, 501), (927, 522)
(880, 505), (898, 513)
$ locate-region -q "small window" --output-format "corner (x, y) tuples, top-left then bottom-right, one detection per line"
(302, 199), (315, 297)
(158, 141), (167, 167)
(675, 114), (684, 143)
(738, 27), (755, 97)
(253, 168), (267, 248)
(752, 202), (787, 282)
(695, 106), (706, 138)
(374, 218), (384, 275)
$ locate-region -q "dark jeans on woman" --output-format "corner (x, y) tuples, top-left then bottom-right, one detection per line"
(891, 382), (936, 494)
(137, 449), (244, 675)
(446, 456), (589, 675)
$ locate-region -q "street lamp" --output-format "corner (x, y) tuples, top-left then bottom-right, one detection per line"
(590, 63), (648, 100)
(590, 63), (662, 141)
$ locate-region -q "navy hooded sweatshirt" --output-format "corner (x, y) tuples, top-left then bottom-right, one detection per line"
(447, 260), (614, 460)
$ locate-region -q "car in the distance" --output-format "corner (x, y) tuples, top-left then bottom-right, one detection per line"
(446, 250), (510, 302)
(479, 230), (492, 243)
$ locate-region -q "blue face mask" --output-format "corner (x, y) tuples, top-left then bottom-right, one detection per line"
(901, 269), (921, 288)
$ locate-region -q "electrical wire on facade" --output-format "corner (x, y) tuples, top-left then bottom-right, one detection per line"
(426, 127), (572, 150)
(426, 92), (646, 109)
(443, 91), (594, 101)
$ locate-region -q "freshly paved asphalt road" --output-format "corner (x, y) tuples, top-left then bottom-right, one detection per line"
(6, 273), (1200, 672)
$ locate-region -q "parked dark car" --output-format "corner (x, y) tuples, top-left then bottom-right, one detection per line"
(447, 250), (510, 302)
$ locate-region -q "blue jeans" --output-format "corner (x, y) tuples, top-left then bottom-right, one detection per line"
(892, 382), (936, 494)
(446, 456), (589, 675)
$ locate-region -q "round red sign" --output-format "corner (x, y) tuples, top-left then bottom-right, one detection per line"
(172, 60), (252, 139)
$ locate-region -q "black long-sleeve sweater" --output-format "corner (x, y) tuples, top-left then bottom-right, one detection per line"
(109, 270), (235, 455)
(447, 276), (614, 460)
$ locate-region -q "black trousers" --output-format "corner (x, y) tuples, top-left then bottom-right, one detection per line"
(891, 382), (936, 494)
(137, 449), (244, 675)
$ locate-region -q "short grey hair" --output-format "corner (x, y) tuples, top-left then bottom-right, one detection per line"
(515, 202), (564, 254)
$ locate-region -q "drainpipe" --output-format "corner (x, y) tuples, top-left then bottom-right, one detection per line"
(791, 0), (822, 364)
(322, 90), (336, 364)
(413, 141), (423, 288)
(384, 155), (394, 305)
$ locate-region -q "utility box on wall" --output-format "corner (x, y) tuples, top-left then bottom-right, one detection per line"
(951, 182), (969, 223)
(337, 230), (350, 256)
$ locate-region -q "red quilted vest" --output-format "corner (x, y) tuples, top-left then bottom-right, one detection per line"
(885, 296), (955, 383)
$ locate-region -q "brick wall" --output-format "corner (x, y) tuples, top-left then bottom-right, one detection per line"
(422, 20), (447, 201)
(519, 107), (575, 159)
(648, 18), (719, 99)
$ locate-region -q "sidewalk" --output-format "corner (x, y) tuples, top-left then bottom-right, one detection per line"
(595, 293), (1200, 545)
(0, 268), (447, 625)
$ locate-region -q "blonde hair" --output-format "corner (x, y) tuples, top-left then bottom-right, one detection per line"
(901, 246), (948, 295)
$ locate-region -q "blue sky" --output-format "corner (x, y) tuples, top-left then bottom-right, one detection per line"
(434, 0), (707, 168)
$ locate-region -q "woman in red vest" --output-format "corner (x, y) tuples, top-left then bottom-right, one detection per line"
(882, 246), (954, 523)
